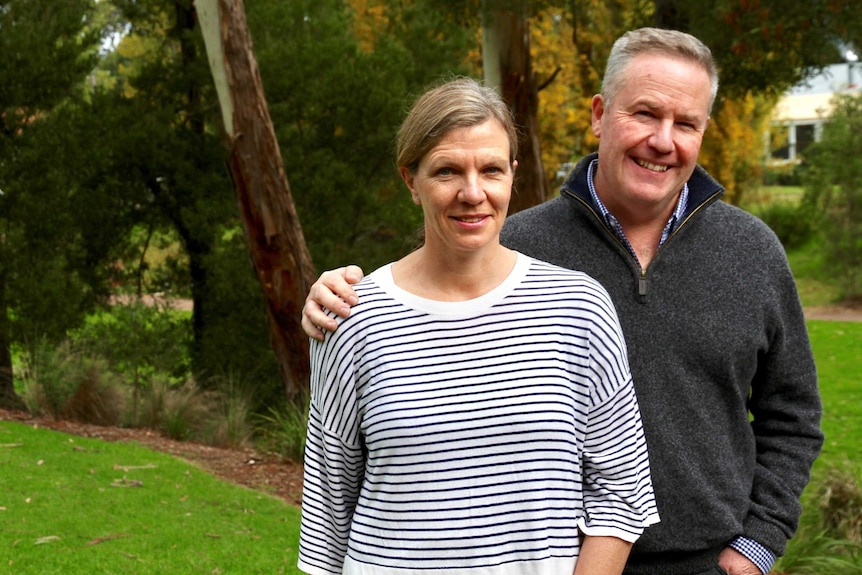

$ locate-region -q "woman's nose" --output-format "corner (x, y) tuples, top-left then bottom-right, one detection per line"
(458, 174), (485, 203)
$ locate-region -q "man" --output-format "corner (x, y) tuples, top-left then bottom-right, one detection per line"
(301, 28), (823, 575)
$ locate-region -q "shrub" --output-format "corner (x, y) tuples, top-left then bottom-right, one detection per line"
(756, 201), (816, 250)
(62, 364), (126, 426)
(139, 378), (217, 441)
(817, 466), (862, 544)
(763, 161), (808, 187)
(69, 300), (192, 385)
(802, 93), (862, 302)
(18, 340), (127, 425)
(202, 376), (254, 449)
(775, 463), (862, 574)
(255, 396), (309, 462)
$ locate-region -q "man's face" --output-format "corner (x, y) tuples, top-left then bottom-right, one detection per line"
(591, 53), (712, 223)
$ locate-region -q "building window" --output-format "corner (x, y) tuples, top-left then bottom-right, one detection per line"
(795, 124), (816, 158)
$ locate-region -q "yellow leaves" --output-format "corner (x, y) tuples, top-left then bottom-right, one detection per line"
(700, 93), (779, 205)
(347, 0), (390, 53)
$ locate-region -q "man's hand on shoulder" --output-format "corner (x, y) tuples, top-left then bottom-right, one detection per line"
(301, 265), (365, 341)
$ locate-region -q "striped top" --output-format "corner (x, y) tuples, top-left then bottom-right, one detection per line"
(298, 254), (659, 575)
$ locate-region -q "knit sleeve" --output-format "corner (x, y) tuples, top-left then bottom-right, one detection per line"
(743, 228), (823, 555)
(298, 328), (364, 575)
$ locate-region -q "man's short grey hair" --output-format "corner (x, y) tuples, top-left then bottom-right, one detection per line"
(602, 27), (719, 112)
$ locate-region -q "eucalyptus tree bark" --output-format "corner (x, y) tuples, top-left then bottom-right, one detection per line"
(196, 0), (315, 400)
(482, 1), (548, 214)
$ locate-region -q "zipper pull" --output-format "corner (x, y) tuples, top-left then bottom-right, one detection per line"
(639, 272), (648, 297)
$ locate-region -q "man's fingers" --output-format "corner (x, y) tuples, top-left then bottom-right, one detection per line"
(300, 312), (328, 342)
(300, 266), (366, 340)
(344, 264), (364, 284)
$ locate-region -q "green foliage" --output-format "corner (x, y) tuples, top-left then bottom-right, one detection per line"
(667, 1), (849, 98)
(775, 320), (862, 573)
(763, 162), (809, 187)
(139, 375), (254, 448)
(255, 398), (310, 463)
(139, 378), (217, 442)
(0, 421), (302, 574)
(755, 201), (816, 250)
(70, 301), (192, 384)
(249, 0), (472, 273)
(17, 340), (126, 425)
(802, 93), (862, 303)
(816, 465), (862, 544)
(0, 0), (99, 120)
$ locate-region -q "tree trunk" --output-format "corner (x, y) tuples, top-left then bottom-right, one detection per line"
(196, 0), (316, 400)
(482, 1), (548, 215)
(0, 271), (25, 410)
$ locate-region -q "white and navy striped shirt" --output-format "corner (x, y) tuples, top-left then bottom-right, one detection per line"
(299, 254), (659, 575)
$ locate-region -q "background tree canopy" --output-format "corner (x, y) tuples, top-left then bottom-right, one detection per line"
(0, 0), (859, 407)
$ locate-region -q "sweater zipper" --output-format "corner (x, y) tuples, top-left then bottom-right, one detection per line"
(566, 191), (645, 286)
(565, 188), (724, 300)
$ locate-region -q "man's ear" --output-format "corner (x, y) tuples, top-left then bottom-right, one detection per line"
(399, 167), (420, 204)
(591, 94), (605, 138)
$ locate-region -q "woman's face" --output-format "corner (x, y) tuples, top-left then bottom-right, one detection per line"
(400, 119), (516, 258)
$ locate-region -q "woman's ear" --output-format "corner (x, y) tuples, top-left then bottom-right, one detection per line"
(399, 167), (420, 205)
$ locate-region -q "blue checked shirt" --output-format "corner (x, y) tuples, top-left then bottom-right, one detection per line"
(586, 159), (688, 262)
(585, 158), (776, 574)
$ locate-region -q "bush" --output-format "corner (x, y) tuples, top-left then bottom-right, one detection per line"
(70, 300), (192, 385)
(817, 466), (862, 544)
(802, 93), (862, 302)
(138, 378), (217, 441)
(763, 161), (808, 187)
(775, 463), (862, 575)
(756, 202), (816, 250)
(255, 397), (309, 462)
(18, 340), (127, 425)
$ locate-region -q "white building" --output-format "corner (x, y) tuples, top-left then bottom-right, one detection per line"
(769, 59), (860, 162)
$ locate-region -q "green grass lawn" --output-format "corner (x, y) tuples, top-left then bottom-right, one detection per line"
(773, 320), (862, 574)
(808, 320), (862, 467)
(0, 425), (303, 574)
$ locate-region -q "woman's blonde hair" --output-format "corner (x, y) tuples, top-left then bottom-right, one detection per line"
(396, 77), (518, 173)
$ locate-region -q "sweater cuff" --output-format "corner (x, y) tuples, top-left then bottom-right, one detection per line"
(728, 537), (776, 574)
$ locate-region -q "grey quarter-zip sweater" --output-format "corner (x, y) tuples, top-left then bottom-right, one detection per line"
(501, 152), (823, 575)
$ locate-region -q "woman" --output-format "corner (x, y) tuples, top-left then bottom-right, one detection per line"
(298, 77), (658, 575)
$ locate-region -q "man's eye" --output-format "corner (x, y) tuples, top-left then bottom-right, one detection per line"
(436, 168), (453, 176)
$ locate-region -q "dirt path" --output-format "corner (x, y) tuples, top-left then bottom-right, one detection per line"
(804, 305), (862, 322)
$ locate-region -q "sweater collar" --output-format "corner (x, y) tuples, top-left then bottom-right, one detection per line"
(560, 152), (725, 220)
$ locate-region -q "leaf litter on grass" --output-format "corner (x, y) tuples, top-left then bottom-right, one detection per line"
(1, 420), (303, 575)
